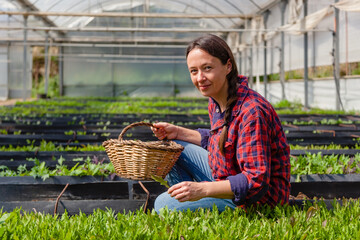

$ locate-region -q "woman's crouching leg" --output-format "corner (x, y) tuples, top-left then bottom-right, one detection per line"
(154, 192), (237, 213)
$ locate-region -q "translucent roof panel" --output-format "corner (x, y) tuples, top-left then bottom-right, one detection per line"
(0, 0), (278, 43)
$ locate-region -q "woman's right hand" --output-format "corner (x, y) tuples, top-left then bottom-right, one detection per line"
(151, 122), (179, 140)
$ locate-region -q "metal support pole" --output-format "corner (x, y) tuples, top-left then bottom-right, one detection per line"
(263, 10), (270, 99)
(239, 51), (242, 74)
(280, 0), (287, 100)
(249, 17), (253, 88)
(304, 0), (309, 109)
(264, 41), (268, 99)
(235, 51), (240, 73)
(244, 48), (248, 79)
(334, 0), (341, 111)
(312, 32), (316, 76)
(270, 39), (274, 78)
(59, 46), (63, 96)
(44, 31), (49, 96)
(249, 44), (253, 88)
(111, 45), (115, 97)
(237, 32), (242, 74)
(22, 16), (28, 101)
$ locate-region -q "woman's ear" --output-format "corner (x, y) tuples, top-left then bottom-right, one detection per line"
(226, 59), (232, 74)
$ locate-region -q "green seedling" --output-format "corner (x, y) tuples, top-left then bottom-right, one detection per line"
(151, 175), (170, 188)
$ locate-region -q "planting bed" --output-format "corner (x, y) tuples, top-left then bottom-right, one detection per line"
(0, 176), (166, 215)
(1, 174), (359, 215)
(0, 98), (360, 214)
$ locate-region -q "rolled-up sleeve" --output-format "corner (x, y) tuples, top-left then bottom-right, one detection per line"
(226, 173), (249, 205)
(237, 117), (271, 204)
(196, 128), (210, 150)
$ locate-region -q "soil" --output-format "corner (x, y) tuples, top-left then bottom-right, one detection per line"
(0, 98), (36, 106)
(289, 192), (310, 200)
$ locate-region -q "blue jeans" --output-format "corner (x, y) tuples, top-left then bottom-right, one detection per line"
(154, 140), (237, 213)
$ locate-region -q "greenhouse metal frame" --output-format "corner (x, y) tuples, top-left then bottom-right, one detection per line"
(0, 0), (359, 110)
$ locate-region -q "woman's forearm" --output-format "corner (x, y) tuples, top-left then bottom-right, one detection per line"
(168, 180), (234, 202)
(202, 180), (234, 199)
(176, 126), (202, 146)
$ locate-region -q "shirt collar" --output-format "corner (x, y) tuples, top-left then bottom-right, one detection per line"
(231, 75), (249, 117)
(209, 75), (249, 131)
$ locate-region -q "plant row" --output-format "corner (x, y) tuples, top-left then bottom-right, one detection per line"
(1, 201), (360, 239)
(2, 116), (360, 127)
(1, 97), (358, 116)
(1, 153), (360, 180)
(0, 140), (359, 152)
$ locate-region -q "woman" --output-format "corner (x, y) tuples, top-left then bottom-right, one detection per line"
(152, 34), (290, 213)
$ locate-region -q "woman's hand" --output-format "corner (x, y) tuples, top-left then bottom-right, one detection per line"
(151, 122), (179, 140)
(168, 181), (207, 202)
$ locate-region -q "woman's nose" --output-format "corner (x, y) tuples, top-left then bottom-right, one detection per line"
(197, 71), (205, 82)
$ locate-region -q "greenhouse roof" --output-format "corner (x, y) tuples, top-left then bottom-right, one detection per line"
(0, 0), (279, 44)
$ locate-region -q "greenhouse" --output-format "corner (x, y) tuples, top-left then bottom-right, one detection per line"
(0, 0), (359, 109)
(0, 0), (360, 239)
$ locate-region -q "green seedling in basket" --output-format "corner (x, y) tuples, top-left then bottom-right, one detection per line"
(151, 175), (170, 188)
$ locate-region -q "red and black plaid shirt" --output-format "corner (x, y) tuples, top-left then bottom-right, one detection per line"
(198, 75), (290, 207)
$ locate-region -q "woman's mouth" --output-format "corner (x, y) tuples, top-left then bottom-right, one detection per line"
(199, 84), (210, 91)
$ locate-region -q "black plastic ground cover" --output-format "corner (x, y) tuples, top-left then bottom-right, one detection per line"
(0, 151), (106, 161)
(0, 113), (211, 125)
(2, 137), (354, 148)
(286, 131), (360, 138)
(288, 199), (360, 210)
(2, 113), (360, 127)
(1, 115), (359, 128)
(2, 122), (359, 134)
(11, 105), (208, 112)
(290, 149), (360, 156)
(0, 174), (359, 214)
(2, 123), (360, 142)
(279, 114), (360, 123)
(1, 149), (360, 171)
(0, 200), (146, 215)
(0, 128), (358, 147)
(286, 138), (357, 147)
(0, 124), (209, 138)
(290, 174), (360, 199)
(0, 176), (167, 214)
(283, 124), (360, 131)
(0, 149), (357, 161)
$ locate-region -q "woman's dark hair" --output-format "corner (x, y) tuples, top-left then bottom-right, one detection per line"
(186, 34), (239, 156)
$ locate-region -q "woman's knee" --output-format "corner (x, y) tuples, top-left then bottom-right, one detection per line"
(154, 192), (174, 213)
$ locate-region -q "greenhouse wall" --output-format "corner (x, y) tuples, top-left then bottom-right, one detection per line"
(7, 45), (32, 99)
(240, 2), (360, 77)
(62, 46), (198, 97)
(0, 45), (8, 100)
(0, 44), (32, 100)
(260, 76), (360, 111)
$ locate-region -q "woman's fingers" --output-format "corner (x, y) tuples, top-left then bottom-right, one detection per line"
(151, 122), (170, 140)
(169, 185), (188, 201)
(151, 127), (166, 140)
(168, 182), (203, 202)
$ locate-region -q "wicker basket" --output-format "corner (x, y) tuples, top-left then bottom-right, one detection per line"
(102, 122), (184, 180)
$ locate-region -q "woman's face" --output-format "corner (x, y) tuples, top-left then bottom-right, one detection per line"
(187, 48), (231, 101)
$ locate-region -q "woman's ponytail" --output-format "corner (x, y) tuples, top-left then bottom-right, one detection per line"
(218, 77), (238, 156)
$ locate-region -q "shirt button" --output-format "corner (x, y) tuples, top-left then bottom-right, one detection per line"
(216, 108), (219, 113)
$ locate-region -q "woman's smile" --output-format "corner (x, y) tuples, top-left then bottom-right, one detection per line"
(199, 84), (211, 91)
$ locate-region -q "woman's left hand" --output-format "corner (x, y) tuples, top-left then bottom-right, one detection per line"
(168, 181), (207, 202)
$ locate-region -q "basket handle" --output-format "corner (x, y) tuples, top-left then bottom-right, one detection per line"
(118, 122), (154, 141)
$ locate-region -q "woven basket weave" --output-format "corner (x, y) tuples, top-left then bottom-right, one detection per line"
(102, 122), (184, 180)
